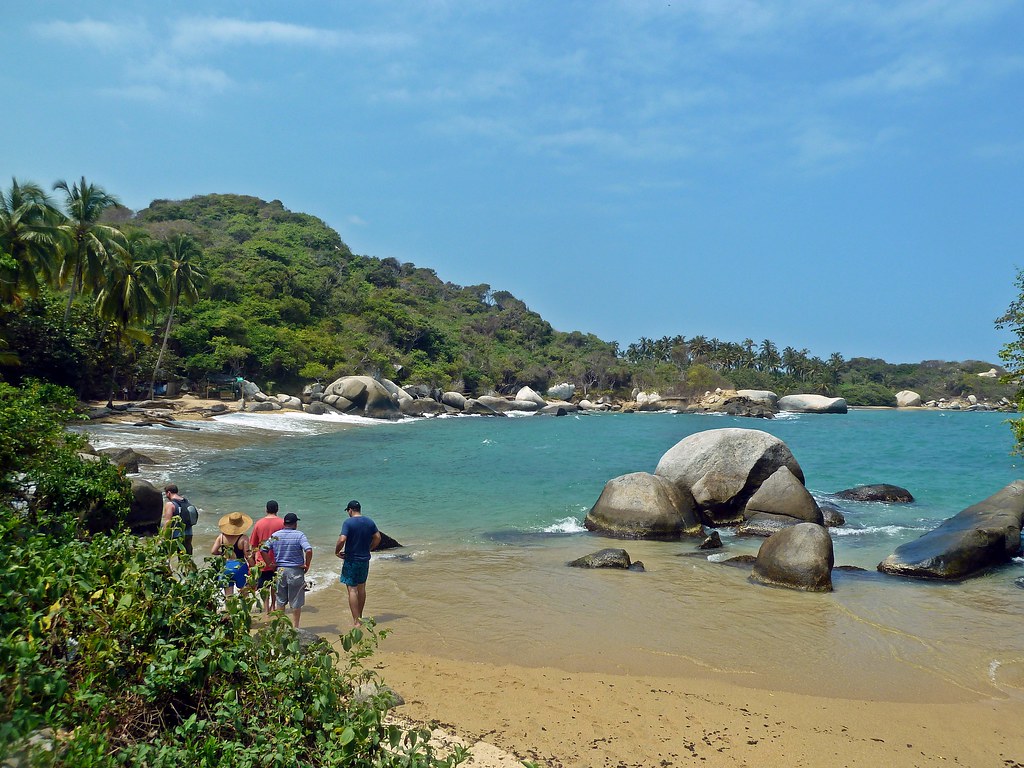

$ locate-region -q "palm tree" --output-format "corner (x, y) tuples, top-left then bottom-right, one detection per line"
(0, 178), (62, 304)
(54, 177), (121, 325)
(758, 339), (780, 374)
(149, 233), (208, 398)
(96, 229), (160, 408)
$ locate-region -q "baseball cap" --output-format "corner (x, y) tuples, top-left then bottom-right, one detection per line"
(283, 512), (300, 525)
(346, 500), (361, 511)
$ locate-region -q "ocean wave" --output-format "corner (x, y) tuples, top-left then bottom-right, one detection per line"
(830, 524), (927, 537)
(211, 410), (402, 433)
(539, 517), (587, 534)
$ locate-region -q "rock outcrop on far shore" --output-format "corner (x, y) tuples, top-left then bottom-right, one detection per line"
(877, 480), (1024, 580)
(777, 394), (848, 414)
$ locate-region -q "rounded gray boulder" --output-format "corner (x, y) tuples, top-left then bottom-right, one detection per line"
(777, 394), (848, 414)
(585, 472), (704, 540)
(751, 523), (834, 592)
(743, 466), (822, 525)
(655, 428), (804, 526)
(323, 376), (401, 420)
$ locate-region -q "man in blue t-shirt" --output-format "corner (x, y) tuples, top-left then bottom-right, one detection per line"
(334, 500), (381, 627)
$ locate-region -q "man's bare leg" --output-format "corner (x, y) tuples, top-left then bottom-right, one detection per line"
(292, 607), (301, 628)
(346, 584), (367, 626)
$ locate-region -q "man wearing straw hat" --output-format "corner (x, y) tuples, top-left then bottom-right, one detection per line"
(266, 513), (313, 628)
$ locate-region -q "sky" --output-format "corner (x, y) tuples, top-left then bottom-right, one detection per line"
(3, 1), (1023, 364)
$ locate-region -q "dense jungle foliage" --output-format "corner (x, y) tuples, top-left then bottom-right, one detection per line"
(0, 178), (1014, 406)
(0, 380), (468, 766)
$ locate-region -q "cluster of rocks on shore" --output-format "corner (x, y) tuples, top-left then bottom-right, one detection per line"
(573, 427), (1024, 593)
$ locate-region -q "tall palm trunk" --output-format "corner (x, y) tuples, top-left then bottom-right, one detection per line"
(106, 326), (123, 409)
(149, 300), (177, 399)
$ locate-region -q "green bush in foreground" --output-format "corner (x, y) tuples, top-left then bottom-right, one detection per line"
(1, 524), (468, 767)
(0, 381), (467, 767)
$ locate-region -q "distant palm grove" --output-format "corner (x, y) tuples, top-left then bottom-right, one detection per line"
(0, 178), (1012, 407)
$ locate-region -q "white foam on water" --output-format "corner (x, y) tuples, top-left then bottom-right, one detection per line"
(540, 517), (586, 534)
(210, 410), (412, 434)
(772, 411), (801, 420)
(705, 552), (730, 562)
(830, 524), (925, 537)
(990, 659), (1001, 682)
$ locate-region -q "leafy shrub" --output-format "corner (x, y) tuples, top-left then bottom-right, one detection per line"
(0, 383), (466, 767)
(836, 382), (897, 407)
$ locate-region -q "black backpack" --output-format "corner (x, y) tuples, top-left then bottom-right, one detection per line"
(174, 497), (200, 528)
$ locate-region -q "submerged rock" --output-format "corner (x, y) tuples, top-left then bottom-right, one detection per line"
(836, 484), (914, 503)
(568, 548), (637, 569)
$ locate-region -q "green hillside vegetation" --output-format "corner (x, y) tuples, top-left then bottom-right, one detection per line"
(0, 179), (1015, 407)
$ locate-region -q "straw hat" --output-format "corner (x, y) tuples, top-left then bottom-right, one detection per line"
(217, 511), (253, 535)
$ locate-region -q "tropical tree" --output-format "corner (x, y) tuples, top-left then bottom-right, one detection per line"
(95, 229), (160, 407)
(758, 339), (781, 373)
(54, 177), (121, 325)
(0, 178), (61, 304)
(996, 268), (1024, 450)
(149, 233), (208, 398)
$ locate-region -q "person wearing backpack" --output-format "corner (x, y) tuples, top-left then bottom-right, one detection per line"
(161, 483), (198, 555)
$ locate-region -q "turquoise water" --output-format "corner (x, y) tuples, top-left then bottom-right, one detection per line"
(86, 408), (1022, 565)
(83, 408), (1024, 700)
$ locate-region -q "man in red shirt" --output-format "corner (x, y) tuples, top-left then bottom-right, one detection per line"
(250, 500), (286, 615)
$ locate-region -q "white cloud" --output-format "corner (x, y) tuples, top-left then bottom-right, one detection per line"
(169, 17), (412, 54)
(832, 55), (953, 97)
(32, 18), (142, 52)
(346, 215), (368, 227)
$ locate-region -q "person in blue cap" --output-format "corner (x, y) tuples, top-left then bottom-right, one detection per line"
(334, 500), (381, 627)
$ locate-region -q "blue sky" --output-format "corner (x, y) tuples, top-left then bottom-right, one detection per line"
(3, 1), (1023, 364)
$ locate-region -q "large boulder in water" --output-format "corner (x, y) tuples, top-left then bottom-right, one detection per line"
(400, 398), (446, 417)
(743, 467), (822, 525)
(585, 472), (704, 540)
(877, 481), (1024, 580)
(322, 376), (401, 420)
(836, 484), (914, 503)
(751, 523), (834, 592)
(654, 428), (804, 526)
(777, 394), (848, 414)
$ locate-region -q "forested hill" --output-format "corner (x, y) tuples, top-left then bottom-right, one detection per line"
(133, 194), (624, 394)
(1, 183), (1012, 406)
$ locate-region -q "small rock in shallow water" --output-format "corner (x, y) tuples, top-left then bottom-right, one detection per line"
(699, 530), (723, 550)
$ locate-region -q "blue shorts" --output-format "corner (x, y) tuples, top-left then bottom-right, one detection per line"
(222, 560), (249, 590)
(340, 559), (370, 586)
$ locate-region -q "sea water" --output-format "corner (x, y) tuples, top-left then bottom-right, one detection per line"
(82, 408), (1024, 702)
